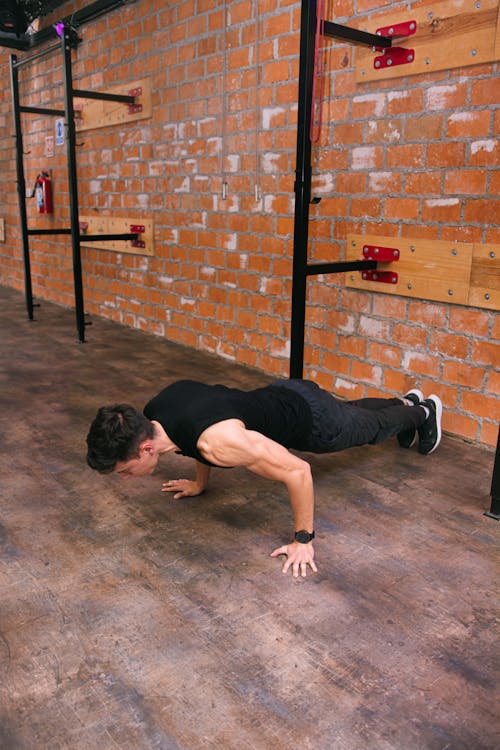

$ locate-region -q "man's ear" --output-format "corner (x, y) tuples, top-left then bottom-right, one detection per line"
(139, 439), (155, 455)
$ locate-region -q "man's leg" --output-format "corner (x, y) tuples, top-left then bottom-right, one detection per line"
(348, 388), (423, 448)
(279, 380), (441, 455)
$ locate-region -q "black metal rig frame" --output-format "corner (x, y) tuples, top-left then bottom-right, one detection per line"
(9, 2), (138, 342)
(290, 1), (392, 378)
(1, 0), (132, 51)
(290, 1), (500, 517)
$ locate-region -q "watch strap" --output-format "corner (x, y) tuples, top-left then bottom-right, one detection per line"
(294, 529), (315, 543)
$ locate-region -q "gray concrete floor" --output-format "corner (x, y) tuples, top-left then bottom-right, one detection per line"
(0, 284), (498, 750)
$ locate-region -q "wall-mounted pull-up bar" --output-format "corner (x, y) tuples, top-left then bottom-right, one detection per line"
(290, 1), (394, 379)
(10, 22), (142, 342)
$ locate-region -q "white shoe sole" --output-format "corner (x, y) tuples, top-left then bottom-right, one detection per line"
(405, 388), (424, 404)
(426, 394), (442, 454)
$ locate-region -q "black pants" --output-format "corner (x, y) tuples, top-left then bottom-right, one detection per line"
(274, 379), (426, 453)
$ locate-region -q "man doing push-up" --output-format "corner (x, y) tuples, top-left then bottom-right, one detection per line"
(86, 379), (442, 578)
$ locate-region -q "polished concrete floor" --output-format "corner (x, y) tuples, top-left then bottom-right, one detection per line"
(0, 284), (498, 750)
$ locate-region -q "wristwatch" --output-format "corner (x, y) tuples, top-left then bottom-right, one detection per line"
(294, 529), (315, 544)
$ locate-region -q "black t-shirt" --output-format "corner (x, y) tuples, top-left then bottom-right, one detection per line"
(143, 379), (313, 466)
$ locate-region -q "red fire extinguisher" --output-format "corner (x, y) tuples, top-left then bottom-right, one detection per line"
(33, 171), (53, 214)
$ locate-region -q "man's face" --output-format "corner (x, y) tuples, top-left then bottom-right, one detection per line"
(114, 444), (159, 479)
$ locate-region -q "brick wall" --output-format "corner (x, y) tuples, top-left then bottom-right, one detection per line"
(0, 0), (498, 447)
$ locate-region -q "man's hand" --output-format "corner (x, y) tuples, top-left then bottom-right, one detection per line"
(162, 479), (205, 499)
(270, 541), (318, 578)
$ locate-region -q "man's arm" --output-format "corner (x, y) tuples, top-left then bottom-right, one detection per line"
(162, 460), (211, 499)
(197, 419), (318, 578)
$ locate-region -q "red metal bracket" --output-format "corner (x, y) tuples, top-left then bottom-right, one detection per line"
(363, 244), (400, 262)
(128, 87), (143, 115)
(362, 270), (398, 284)
(376, 20), (417, 39)
(130, 224), (145, 248)
(372, 20), (416, 70)
(374, 47), (415, 70)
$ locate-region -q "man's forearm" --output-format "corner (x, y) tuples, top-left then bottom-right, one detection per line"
(285, 464), (315, 533)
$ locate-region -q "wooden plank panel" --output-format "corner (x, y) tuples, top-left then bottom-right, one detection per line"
(75, 78), (152, 132)
(355, 0), (500, 82)
(346, 234), (473, 305)
(468, 243), (500, 310)
(79, 214), (154, 255)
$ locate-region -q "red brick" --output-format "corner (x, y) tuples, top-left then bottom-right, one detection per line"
(403, 351), (441, 377)
(387, 89), (424, 115)
(338, 334), (368, 358)
(408, 301), (447, 327)
(444, 170), (487, 195)
(442, 362), (486, 389)
(387, 144), (424, 168)
(404, 114), (443, 141)
(469, 138), (500, 167)
(337, 172), (367, 193)
(449, 308), (491, 337)
(472, 340), (500, 368)
(461, 393), (500, 421)
(351, 361), (383, 386)
(430, 331), (469, 359)
(405, 172), (441, 195)
(480, 421), (499, 448)
(368, 171), (402, 194)
(351, 93), (386, 119)
(385, 198), (419, 220)
(446, 110), (491, 138)
(383, 370), (417, 396)
(422, 197), (462, 223)
(370, 341), (402, 367)
(392, 322), (427, 349)
(426, 82), (468, 110)
(426, 142), (466, 168)
(365, 118), (402, 144)
(471, 77), (500, 105)
(443, 412), (479, 442)
(464, 199), (499, 224)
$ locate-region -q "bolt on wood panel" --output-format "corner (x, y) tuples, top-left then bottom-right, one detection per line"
(354, 0), (500, 83)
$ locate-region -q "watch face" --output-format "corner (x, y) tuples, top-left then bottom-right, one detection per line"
(295, 530), (313, 543)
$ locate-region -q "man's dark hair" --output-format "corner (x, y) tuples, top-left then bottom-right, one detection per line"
(86, 404), (155, 473)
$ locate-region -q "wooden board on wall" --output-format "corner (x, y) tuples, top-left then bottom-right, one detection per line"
(355, 0), (500, 82)
(346, 235), (473, 305)
(79, 215), (154, 256)
(345, 235), (500, 311)
(468, 243), (500, 311)
(75, 78), (151, 132)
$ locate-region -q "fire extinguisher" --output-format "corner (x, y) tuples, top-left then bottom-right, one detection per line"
(32, 171), (53, 214)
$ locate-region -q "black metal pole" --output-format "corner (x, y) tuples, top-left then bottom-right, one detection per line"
(61, 26), (86, 343)
(290, 0), (316, 379)
(485, 426), (500, 520)
(9, 54), (34, 321)
(11, 42), (61, 67)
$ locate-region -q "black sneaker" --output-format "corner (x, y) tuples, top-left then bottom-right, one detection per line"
(417, 395), (442, 455)
(397, 389), (424, 448)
